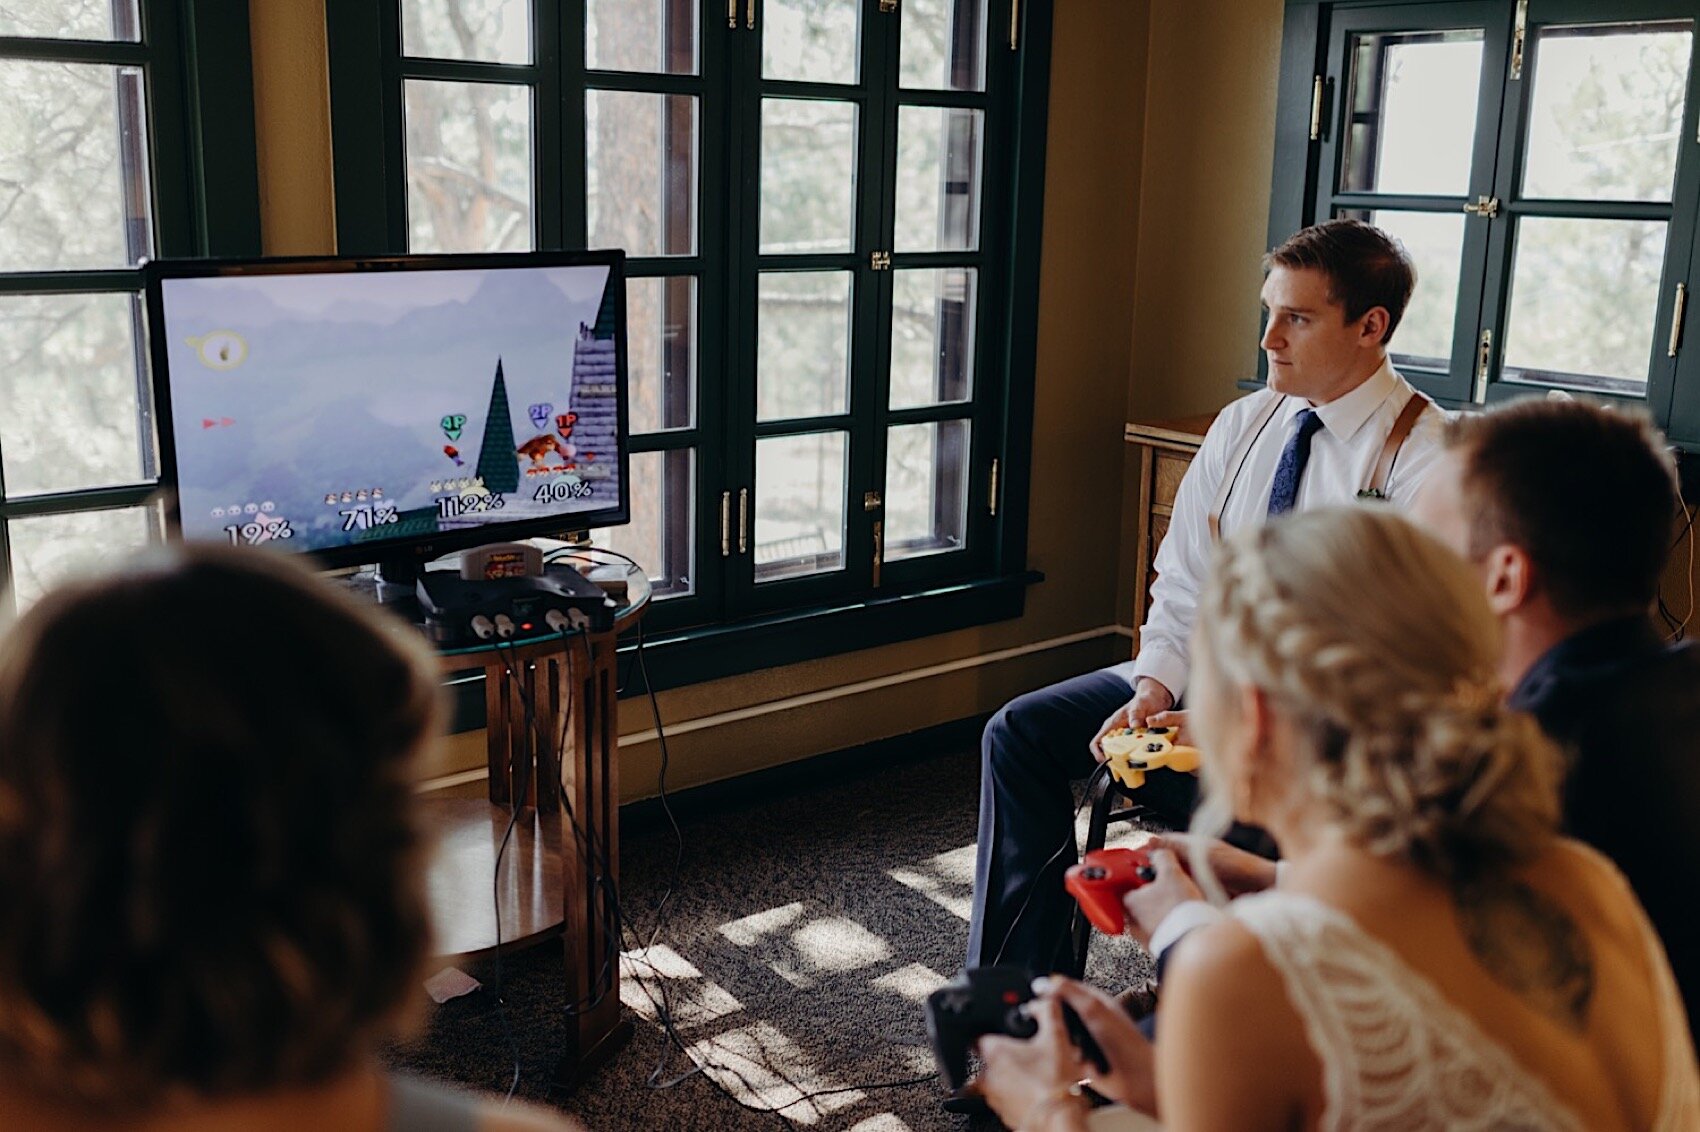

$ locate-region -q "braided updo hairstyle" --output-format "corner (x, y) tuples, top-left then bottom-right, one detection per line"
(1192, 506), (1564, 884)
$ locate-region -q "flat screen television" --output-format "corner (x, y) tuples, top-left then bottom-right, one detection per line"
(144, 251), (630, 576)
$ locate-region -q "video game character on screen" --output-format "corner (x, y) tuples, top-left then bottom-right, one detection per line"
(156, 261), (624, 555)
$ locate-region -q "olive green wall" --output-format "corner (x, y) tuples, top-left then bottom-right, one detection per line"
(1115, 0), (1285, 628)
(247, 0), (1158, 802)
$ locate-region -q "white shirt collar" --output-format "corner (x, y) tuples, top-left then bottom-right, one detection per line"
(1309, 358), (1401, 443)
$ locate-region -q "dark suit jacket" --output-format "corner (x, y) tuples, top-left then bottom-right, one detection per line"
(1511, 616), (1700, 1041)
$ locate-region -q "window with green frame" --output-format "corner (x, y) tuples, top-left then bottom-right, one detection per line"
(0, 0), (259, 609)
(326, 0), (1051, 662)
(1268, 0), (1700, 449)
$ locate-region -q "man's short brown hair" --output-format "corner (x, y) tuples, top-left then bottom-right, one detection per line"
(1446, 397), (1681, 619)
(1266, 219), (1417, 345)
(0, 547), (442, 1111)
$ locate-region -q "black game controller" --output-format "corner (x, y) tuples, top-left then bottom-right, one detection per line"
(924, 965), (1110, 1090)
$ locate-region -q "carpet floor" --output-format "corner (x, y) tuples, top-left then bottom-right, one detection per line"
(386, 740), (1159, 1131)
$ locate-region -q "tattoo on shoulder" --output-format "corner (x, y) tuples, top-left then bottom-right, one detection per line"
(1454, 877), (1594, 1030)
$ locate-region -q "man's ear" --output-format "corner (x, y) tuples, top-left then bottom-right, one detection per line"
(1483, 543), (1534, 615)
(1357, 305), (1391, 347)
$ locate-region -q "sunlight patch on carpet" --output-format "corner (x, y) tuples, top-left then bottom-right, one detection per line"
(688, 1021), (864, 1124)
(619, 944), (744, 1026)
(871, 963), (948, 1003)
(886, 842), (977, 921)
(718, 901), (895, 989)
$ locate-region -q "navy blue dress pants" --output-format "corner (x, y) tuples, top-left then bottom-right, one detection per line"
(965, 668), (1197, 974)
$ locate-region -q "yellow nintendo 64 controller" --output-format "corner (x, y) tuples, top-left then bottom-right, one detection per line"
(1099, 725), (1201, 789)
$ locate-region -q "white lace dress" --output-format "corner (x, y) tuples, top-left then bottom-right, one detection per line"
(1228, 887), (1700, 1132)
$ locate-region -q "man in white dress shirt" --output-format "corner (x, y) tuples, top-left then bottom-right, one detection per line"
(964, 220), (1448, 980)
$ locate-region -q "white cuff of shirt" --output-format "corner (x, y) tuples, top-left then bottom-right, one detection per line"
(1085, 1103), (1165, 1131)
(1128, 648), (1189, 702)
(1147, 900), (1226, 962)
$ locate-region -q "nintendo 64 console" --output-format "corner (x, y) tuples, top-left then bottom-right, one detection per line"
(416, 563), (616, 645)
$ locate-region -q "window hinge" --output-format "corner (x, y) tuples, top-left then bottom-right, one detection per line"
(870, 250), (891, 270)
(1474, 329), (1493, 402)
(863, 490), (882, 512)
(879, 0), (897, 12)
(1009, 0), (1019, 50)
(1463, 195), (1500, 219)
(720, 490), (732, 556)
(738, 487), (749, 554)
(1309, 75), (1323, 142)
(872, 519), (884, 586)
(988, 457), (1000, 516)
(1671, 283), (1689, 357)
(1511, 0), (1528, 81)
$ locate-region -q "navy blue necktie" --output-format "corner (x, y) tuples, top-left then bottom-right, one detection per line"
(1267, 408), (1324, 517)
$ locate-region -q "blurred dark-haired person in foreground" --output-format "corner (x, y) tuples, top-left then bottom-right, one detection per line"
(977, 508), (1698, 1131)
(0, 547), (580, 1132)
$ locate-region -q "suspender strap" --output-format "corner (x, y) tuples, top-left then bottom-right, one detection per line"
(1366, 391), (1433, 497)
(1208, 393), (1285, 541)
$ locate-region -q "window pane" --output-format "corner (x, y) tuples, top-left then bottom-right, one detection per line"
(758, 271), (851, 422)
(401, 0), (530, 64)
(0, 293), (145, 496)
(1503, 217), (1667, 394)
(0, 0), (138, 40)
(886, 419), (968, 562)
(1341, 30), (1483, 197)
(1522, 22), (1693, 203)
(760, 98), (857, 255)
(590, 449), (693, 599)
(754, 431), (845, 582)
(0, 62), (151, 271)
(628, 276), (695, 433)
(586, 91), (697, 257)
(7, 505), (152, 610)
(895, 106), (982, 253)
(762, 0), (860, 84)
(1340, 209), (1463, 371)
(890, 267), (975, 408)
(900, 0), (986, 92)
(404, 79), (533, 253)
(587, 0), (697, 75)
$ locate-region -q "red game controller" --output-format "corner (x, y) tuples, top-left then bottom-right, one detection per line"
(1064, 847), (1157, 935)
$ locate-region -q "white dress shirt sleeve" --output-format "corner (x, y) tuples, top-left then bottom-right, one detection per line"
(1127, 398), (1264, 700)
(1147, 899), (1227, 962)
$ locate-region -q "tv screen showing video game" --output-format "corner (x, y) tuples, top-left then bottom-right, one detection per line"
(146, 253), (630, 567)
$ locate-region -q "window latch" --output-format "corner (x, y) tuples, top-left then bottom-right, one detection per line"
(738, 488), (749, 554)
(1309, 76), (1323, 142)
(1511, 0), (1528, 81)
(1671, 283), (1688, 358)
(1474, 329), (1493, 403)
(1462, 196), (1500, 219)
(988, 457), (1000, 516)
(872, 520), (884, 587)
(726, 0), (737, 29)
(870, 250), (891, 271)
(720, 491), (732, 556)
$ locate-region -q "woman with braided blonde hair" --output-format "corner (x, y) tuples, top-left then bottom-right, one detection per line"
(977, 507), (1698, 1132)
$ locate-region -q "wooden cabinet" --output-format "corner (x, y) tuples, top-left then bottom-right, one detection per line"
(1124, 414), (1215, 653)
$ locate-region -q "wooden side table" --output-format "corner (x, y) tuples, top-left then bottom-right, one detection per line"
(1123, 415), (1215, 654)
(345, 561), (649, 1088)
